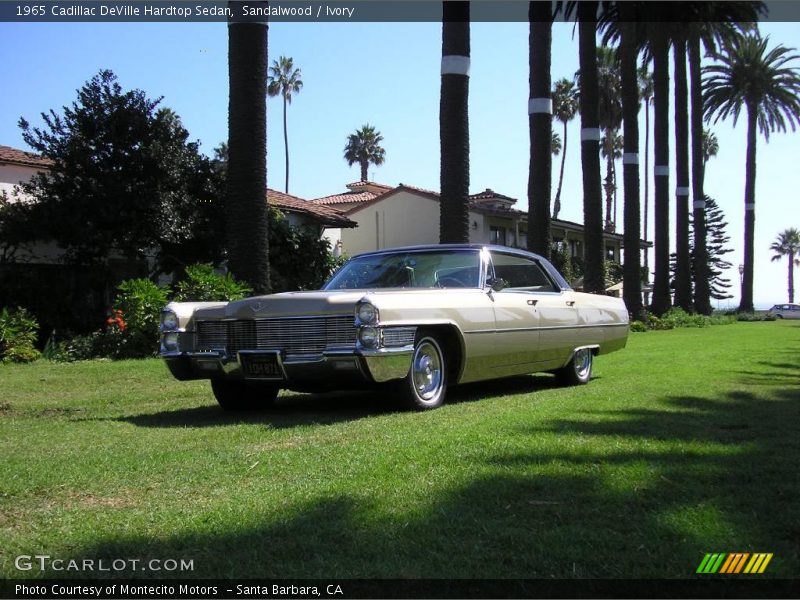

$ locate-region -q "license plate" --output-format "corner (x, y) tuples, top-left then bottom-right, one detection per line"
(241, 353), (284, 380)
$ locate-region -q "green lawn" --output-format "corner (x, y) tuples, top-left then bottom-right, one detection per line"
(1, 321), (798, 579)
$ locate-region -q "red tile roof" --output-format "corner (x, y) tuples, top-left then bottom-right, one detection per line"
(311, 190), (380, 206)
(267, 188), (355, 228)
(0, 145), (53, 169)
(345, 180), (393, 191)
(469, 188), (517, 203)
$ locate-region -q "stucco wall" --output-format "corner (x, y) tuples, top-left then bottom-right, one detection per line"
(0, 163), (38, 201)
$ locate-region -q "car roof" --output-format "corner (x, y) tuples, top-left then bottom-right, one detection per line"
(352, 244), (547, 262)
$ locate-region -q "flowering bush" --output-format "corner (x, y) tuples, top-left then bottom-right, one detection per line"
(0, 307), (41, 363)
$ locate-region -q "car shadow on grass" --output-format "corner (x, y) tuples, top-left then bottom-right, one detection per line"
(107, 374), (566, 429)
(57, 375), (800, 580)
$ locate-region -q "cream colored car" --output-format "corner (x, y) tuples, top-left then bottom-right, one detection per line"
(160, 245), (629, 410)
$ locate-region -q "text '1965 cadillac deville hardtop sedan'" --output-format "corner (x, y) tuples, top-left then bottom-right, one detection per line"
(160, 245), (629, 410)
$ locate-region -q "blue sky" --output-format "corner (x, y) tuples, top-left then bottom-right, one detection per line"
(1, 18), (799, 308)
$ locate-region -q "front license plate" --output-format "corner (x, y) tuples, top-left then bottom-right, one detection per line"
(241, 353), (284, 380)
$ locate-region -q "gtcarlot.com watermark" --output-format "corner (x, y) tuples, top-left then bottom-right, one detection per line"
(15, 554), (194, 573)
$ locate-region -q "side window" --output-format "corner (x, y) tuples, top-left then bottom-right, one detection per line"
(490, 252), (558, 293)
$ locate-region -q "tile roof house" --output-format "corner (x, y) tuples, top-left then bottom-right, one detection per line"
(267, 188), (356, 231)
(315, 181), (649, 269)
(0, 144), (52, 202)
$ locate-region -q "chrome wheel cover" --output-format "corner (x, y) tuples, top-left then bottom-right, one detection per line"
(573, 348), (592, 380)
(412, 339), (443, 402)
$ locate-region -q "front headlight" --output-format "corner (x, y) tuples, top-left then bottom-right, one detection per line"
(356, 302), (379, 325)
(358, 326), (380, 348)
(161, 332), (180, 352)
(161, 310), (179, 331)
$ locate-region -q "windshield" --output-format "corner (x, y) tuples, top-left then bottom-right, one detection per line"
(324, 249), (482, 290)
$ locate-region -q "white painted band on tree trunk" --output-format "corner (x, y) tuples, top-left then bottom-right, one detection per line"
(581, 128), (602, 141)
(676, 187), (690, 195)
(528, 98), (552, 114)
(745, 203), (756, 210)
(441, 55), (471, 76)
(655, 165), (669, 176)
(693, 201), (706, 209)
(622, 153), (639, 164)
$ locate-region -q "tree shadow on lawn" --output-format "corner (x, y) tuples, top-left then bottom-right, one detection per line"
(63, 386), (799, 580)
(107, 374), (563, 430)
(737, 360), (800, 387)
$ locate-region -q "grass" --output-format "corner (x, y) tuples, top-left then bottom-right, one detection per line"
(1, 321), (798, 580)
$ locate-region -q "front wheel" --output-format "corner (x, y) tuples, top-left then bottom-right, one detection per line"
(399, 334), (447, 410)
(211, 379), (280, 411)
(554, 348), (593, 386)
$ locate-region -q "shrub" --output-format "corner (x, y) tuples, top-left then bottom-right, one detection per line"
(736, 312), (777, 322)
(661, 307), (709, 328)
(629, 320), (648, 333)
(0, 307), (41, 363)
(173, 263), (251, 302)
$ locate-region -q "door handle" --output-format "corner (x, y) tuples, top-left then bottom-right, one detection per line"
(527, 299), (538, 306)
(566, 301), (575, 307)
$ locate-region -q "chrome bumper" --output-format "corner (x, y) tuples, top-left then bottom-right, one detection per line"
(162, 346), (413, 385)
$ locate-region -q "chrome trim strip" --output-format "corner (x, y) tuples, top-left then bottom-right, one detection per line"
(463, 322), (627, 335)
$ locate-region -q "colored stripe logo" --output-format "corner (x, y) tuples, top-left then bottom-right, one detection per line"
(697, 553), (773, 574)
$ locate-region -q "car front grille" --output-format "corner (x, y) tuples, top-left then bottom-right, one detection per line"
(196, 316), (356, 357)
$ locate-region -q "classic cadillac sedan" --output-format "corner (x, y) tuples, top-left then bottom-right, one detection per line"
(160, 245), (629, 410)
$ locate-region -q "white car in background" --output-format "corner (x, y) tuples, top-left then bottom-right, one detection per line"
(767, 303), (800, 319)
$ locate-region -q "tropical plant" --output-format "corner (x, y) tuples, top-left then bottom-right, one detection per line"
(439, 1), (471, 244)
(576, 0), (605, 294)
(686, 1), (765, 314)
(343, 124), (386, 183)
(0, 307), (41, 363)
(528, 0), (553, 259)
(551, 77), (579, 220)
(769, 228), (800, 303)
(702, 129), (719, 165)
(618, 9), (645, 321)
(673, 33), (693, 312)
(595, 46), (622, 233)
(551, 132), (562, 156)
(226, 21), (271, 295)
(704, 33), (800, 312)
(638, 66), (654, 273)
(173, 264), (252, 302)
(268, 56), (303, 194)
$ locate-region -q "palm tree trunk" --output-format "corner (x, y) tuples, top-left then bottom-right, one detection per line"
(553, 119), (567, 219)
(360, 160), (368, 182)
(226, 19), (270, 295)
(689, 34), (711, 314)
(577, 1), (604, 294)
(643, 96), (650, 274)
(789, 251), (795, 303)
(650, 29), (671, 316)
(739, 103), (757, 313)
(673, 36), (693, 312)
(603, 131), (614, 232)
(620, 17), (644, 322)
(528, 0), (552, 259)
(439, 1), (471, 244)
(282, 95), (289, 193)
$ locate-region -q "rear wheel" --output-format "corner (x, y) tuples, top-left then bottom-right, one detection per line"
(555, 348), (593, 386)
(211, 379), (280, 411)
(399, 333), (447, 410)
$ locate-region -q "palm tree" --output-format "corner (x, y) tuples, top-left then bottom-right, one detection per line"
(638, 66), (653, 273)
(687, 2), (765, 315)
(577, 0), (605, 294)
(552, 77), (578, 220)
(267, 56), (303, 194)
(551, 131), (562, 156)
(702, 129), (719, 165)
(595, 45), (622, 233)
(704, 33), (800, 312)
(528, 0), (552, 259)
(619, 8), (644, 322)
(343, 124), (386, 182)
(673, 33), (693, 312)
(599, 131), (623, 228)
(649, 22), (672, 316)
(440, 0), (471, 244)
(770, 228), (800, 303)
(226, 21), (270, 295)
